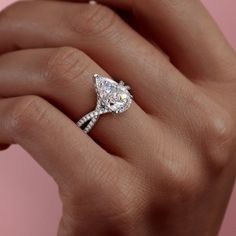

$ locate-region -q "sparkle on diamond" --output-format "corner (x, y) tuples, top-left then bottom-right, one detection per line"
(95, 75), (132, 113)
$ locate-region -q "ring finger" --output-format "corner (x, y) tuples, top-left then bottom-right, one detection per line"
(0, 47), (155, 159)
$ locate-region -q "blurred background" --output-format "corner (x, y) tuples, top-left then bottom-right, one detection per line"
(0, 0), (235, 235)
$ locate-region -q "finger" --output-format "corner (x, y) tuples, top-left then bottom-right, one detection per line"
(0, 95), (113, 185)
(0, 0), (204, 151)
(0, 0), (189, 114)
(77, 0), (236, 80)
(0, 47), (153, 159)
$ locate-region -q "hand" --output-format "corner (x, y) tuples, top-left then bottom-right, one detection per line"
(0, 1), (235, 235)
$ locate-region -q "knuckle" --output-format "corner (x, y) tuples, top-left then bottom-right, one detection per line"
(207, 111), (233, 145)
(69, 5), (117, 36)
(162, 161), (206, 200)
(9, 96), (49, 137)
(203, 109), (234, 169)
(44, 47), (90, 86)
(188, 91), (234, 170)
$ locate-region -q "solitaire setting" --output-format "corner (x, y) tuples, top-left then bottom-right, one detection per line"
(77, 74), (133, 133)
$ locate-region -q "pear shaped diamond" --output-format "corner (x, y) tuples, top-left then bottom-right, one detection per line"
(94, 74), (132, 113)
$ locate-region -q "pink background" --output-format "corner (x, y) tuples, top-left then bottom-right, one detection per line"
(0, 0), (235, 235)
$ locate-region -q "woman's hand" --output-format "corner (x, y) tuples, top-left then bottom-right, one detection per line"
(0, 0), (235, 235)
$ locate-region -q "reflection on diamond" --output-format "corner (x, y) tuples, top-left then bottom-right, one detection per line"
(94, 75), (132, 113)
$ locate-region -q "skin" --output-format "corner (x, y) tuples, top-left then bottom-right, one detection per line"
(0, 0), (235, 235)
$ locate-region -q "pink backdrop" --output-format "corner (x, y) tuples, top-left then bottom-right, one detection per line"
(0, 1), (235, 235)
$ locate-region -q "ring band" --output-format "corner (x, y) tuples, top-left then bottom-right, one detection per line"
(77, 74), (133, 133)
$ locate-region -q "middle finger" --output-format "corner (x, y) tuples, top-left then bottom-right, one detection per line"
(0, 0), (191, 114)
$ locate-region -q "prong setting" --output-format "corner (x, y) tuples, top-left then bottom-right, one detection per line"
(77, 74), (133, 133)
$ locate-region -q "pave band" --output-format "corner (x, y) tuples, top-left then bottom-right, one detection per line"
(76, 74), (133, 133)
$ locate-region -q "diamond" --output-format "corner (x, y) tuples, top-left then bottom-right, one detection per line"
(94, 75), (132, 113)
